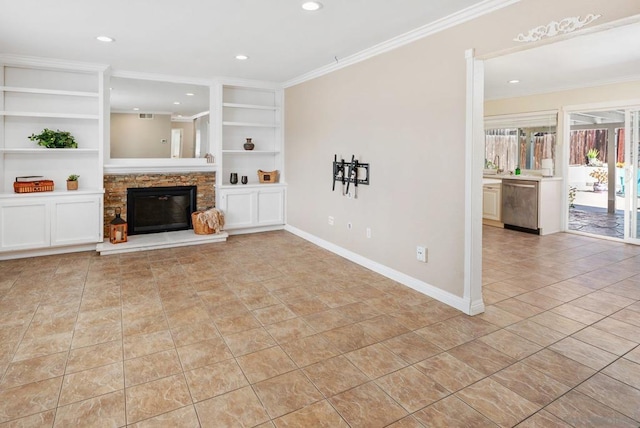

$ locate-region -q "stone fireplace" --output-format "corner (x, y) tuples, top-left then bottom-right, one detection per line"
(103, 172), (215, 238)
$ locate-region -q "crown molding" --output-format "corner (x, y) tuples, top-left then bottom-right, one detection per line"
(283, 0), (521, 88)
(0, 54), (109, 72)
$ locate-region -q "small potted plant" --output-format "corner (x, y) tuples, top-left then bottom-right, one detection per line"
(589, 168), (607, 192)
(586, 148), (600, 166)
(28, 128), (78, 148)
(67, 174), (79, 191)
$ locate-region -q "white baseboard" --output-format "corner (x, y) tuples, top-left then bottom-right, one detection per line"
(0, 244), (97, 261)
(226, 225), (285, 236)
(284, 224), (475, 315)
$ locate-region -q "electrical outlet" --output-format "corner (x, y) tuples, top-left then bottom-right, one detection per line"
(366, 227), (371, 238)
(416, 246), (427, 262)
(328, 216), (334, 226)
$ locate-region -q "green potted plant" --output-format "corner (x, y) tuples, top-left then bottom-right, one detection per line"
(66, 174), (79, 191)
(586, 148), (600, 166)
(28, 128), (78, 148)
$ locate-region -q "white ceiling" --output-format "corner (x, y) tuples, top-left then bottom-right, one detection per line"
(484, 20), (640, 100)
(0, 0), (487, 83)
(2, 1), (638, 110)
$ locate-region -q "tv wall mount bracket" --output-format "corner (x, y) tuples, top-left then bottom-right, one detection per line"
(332, 154), (370, 198)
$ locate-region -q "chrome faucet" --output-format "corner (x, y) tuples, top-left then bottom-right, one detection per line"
(495, 155), (503, 174)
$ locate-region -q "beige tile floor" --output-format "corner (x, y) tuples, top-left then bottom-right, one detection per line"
(0, 227), (639, 427)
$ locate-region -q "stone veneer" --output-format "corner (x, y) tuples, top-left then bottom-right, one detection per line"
(103, 172), (216, 237)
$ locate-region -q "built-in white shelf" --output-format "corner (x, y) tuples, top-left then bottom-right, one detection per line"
(0, 189), (104, 200)
(0, 111), (99, 120)
(221, 150), (280, 155)
(222, 121), (277, 128)
(222, 102), (278, 111)
(0, 148), (99, 154)
(218, 182), (286, 190)
(0, 86), (99, 98)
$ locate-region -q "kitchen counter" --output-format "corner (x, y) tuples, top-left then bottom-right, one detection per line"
(482, 174), (563, 235)
(483, 174), (562, 182)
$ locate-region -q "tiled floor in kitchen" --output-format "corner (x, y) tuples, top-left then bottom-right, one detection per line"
(0, 227), (639, 427)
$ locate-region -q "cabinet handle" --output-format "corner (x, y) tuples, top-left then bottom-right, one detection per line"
(503, 183), (536, 189)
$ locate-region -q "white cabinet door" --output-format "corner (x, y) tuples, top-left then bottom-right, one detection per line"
(0, 200), (50, 250)
(482, 185), (501, 221)
(257, 188), (284, 226)
(51, 197), (101, 246)
(220, 189), (256, 229)
(219, 187), (285, 230)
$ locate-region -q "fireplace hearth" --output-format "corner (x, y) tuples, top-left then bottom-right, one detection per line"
(127, 186), (197, 235)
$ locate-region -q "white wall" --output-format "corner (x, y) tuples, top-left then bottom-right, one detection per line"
(284, 0), (640, 308)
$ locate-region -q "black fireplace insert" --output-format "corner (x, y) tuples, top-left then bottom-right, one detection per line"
(126, 186), (197, 235)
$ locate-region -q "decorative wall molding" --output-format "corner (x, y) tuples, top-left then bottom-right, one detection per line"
(513, 14), (602, 42)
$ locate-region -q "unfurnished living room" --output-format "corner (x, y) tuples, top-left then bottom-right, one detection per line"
(1, 1), (640, 427)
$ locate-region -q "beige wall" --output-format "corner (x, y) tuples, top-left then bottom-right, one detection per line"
(285, 0), (640, 301)
(111, 113), (172, 158)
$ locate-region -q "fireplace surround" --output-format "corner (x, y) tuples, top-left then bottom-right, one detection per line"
(126, 186), (196, 235)
(103, 172), (216, 238)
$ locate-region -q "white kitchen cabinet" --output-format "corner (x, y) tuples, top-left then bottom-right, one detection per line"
(0, 193), (102, 253)
(482, 184), (502, 222)
(219, 185), (285, 231)
(482, 176), (562, 235)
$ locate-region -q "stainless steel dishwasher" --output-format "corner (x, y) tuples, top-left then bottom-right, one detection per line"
(501, 179), (539, 233)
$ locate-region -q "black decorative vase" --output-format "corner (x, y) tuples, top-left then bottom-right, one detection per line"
(243, 138), (254, 151)
(230, 173), (238, 184)
(241, 175), (248, 185)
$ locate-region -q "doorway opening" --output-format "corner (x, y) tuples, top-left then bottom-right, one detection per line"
(565, 108), (640, 243)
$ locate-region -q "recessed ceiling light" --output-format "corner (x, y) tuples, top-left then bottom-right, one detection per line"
(302, 1), (322, 11)
(235, 54), (249, 60)
(96, 36), (115, 43)
(508, 79), (520, 84)
(132, 107), (139, 111)
(185, 93), (194, 96)
(173, 101), (181, 105)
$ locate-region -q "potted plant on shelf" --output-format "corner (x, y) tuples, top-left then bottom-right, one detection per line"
(586, 148), (600, 166)
(589, 168), (607, 192)
(28, 128), (78, 148)
(66, 174), (79, 191)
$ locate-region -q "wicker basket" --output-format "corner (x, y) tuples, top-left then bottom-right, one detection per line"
(191, 212), (214, 235)
(257, 169), (279, 183)
(13, 180), (54, 193)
